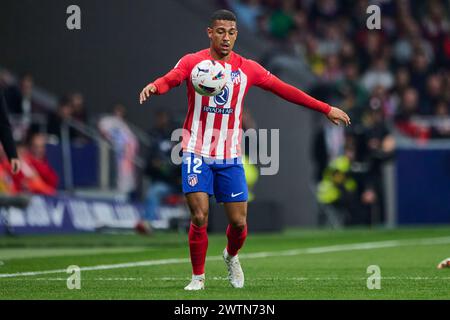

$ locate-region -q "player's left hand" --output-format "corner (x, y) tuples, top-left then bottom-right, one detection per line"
(10, 158), (20, 175)
(326, 107), (351, 126)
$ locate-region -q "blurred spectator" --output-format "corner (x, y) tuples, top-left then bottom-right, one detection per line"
(355, 30), (385, 70)
(0, 146), (20, 195)
(47, 96), (78, 141)
(395, 87), (430, 139)
(13, 133), (59, 195)
(394, 18), (434, 65)
(310, 0), (341, 26)
(305, 34), (326, 76)
(312, 117), (346, 181)
(336, 62), (368, 121)
(321, 54), (344, 83)
(421, 0), (450, 51)
(68, 92), (92, 143)
(422, 73), (444, 114)
(340, 40), (358, 66)
(3, 73), (44, 139)
(430, 101), (450, 138)
(410, 51), (432, 113)
(24, 132), (59, 189)
(69, 92), (88, 124)
(358, 105), (395, 224)
(98, 104), (139, 196)
(0, 69), (14, 91)
(226, 0), (263, 33)
(267, 0), (296, 40)
(361, 58), (395, 92)
(4, 73), (35, 116)
(368, 85), (396, 122)
(316, 154), (358, 226)
(389, 67), (411, 111)
(143, 109), (181, 221)
(434, 100), (450, 117)
(317, 23), (343, 57)
(395, 87), (418, 121)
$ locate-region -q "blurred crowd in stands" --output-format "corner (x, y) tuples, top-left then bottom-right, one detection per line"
(0, 70), (142, 198)
(0, 72), (62, 196)
(0, 132), (58, 196)
(224, 0), (450, 225)
(0, 69), (183, 226)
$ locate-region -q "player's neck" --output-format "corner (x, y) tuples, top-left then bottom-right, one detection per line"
(209, 48), (231, 62)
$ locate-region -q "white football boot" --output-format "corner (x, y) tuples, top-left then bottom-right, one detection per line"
(223, 248), (244, 288)
(184, 274), (205, 291)
(437, 258), (450, 269)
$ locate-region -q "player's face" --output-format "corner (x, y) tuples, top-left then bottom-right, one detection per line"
(207, 20), (238, 58)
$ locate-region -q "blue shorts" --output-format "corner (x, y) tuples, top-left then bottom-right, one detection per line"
(181, 152), (248, 203)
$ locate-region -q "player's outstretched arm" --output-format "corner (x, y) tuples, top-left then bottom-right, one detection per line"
(139, 83), (157, 104)
(256, 72), (351, 126)
(326, 106), (351, 126)
(251, 60), (351, 126)
(139, 54), (192, 105)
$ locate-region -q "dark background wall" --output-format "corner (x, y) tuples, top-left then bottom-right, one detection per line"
(0, 0), (318, 226)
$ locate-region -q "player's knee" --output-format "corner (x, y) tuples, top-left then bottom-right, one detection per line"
(230, 219), (247, 231)
(190, 207), (208, 226)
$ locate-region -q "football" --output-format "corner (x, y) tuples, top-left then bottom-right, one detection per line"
(191, 60), (227, 96)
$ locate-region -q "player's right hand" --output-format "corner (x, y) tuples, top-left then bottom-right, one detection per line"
(139, 83), (157, 104)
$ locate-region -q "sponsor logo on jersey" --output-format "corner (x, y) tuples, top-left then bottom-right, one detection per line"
(231, 70), (241, 85)
(214, 86), (229, 106)
(188, 174), (198, 187)
(202, 106), (234, 114)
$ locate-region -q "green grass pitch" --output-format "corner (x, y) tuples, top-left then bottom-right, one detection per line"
(0, 226), (449, 299)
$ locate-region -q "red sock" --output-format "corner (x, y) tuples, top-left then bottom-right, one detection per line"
(188, 222), (208, 275)
(226, 224), (248, 257)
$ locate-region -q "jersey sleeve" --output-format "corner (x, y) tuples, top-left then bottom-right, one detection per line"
(249, 60), (331, 115)
(248, 60), (273, 88)
(151, 54), (193, 95)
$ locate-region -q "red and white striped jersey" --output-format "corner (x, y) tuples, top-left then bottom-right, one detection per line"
(152, 48), (331, 159)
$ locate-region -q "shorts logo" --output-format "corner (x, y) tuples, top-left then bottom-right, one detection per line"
(214, 86), (229, 106)
(188, 174), (198, 187)
(231, 70), (241, 85)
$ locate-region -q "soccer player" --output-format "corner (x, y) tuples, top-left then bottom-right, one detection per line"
(139, 10), (350, 290)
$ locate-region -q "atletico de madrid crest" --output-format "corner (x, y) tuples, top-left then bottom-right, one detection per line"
(188, 174), (198, 187)
(231, 70), (241, 85)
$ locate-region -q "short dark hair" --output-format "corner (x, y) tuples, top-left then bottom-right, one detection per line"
(209, 9), (237, 27)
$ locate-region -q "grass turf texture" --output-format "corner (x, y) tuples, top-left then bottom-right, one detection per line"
(0, 226), (449, 299)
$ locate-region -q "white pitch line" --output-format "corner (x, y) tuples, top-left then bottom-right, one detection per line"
(5, 277), (144, 281)
(4, 276), (450, 282)
(0, 236), (450, 279)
